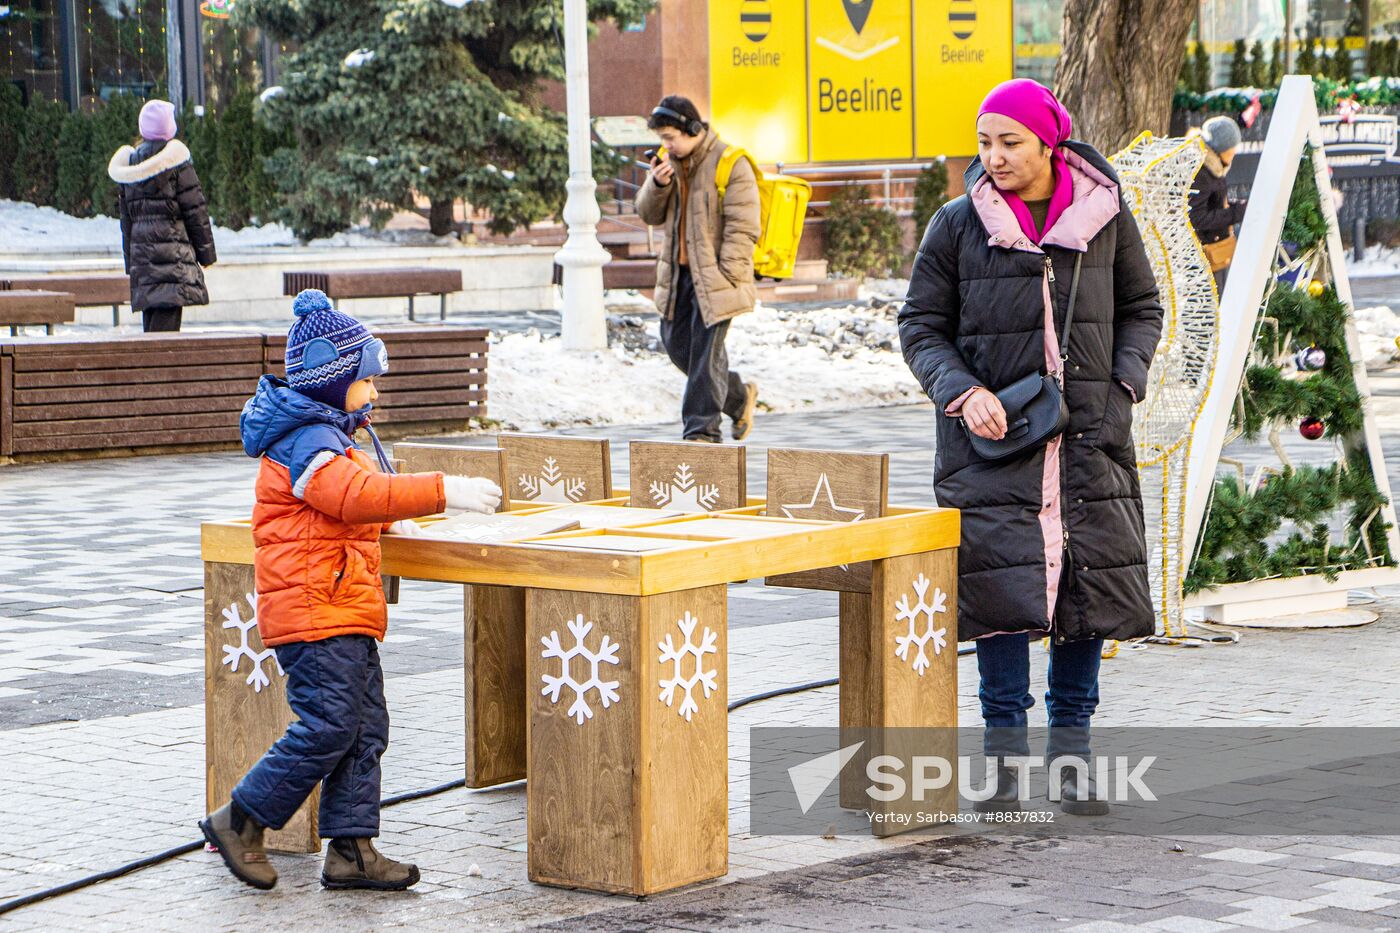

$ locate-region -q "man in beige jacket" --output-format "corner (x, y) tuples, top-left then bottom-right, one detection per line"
(636, 96), (761, 443)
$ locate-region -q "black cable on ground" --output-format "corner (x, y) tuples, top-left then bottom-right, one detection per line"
(1, 672), (882, 917)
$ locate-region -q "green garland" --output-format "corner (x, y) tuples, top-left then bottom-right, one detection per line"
(1185, 151), (1396, 592)
(1173, 76), (1400, 114)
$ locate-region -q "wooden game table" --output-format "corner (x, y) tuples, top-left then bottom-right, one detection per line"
(201, 496), (960, 896)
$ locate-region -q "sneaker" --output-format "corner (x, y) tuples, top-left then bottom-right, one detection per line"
(732, 382), (759, 441)
(321, 837), (421, 891)
(199, 801), (278, 890)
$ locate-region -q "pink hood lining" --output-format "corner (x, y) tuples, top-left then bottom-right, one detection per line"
(970, 149), (1121, 255)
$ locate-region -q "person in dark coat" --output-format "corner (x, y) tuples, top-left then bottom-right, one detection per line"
(898, 80), (1163, 815)
(107, 99), (217, 333)
(1188, 115), (1247, 292)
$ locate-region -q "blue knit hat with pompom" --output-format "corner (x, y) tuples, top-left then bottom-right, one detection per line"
(284, 289), (389, 409)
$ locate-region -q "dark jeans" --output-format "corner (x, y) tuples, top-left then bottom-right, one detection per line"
(141, 306), (182, 332)
(975, 631), (1102, 760)
(233, 634), (388, 838)
(660, 266), (746, 442)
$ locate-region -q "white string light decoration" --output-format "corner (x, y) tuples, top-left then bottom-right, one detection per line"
(1108, 133), (1220, 638)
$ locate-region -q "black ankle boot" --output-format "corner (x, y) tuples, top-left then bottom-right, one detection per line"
(972, 761), (1023, 813)
(1057, 768), (1110, 816)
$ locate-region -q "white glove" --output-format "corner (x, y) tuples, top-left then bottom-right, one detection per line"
(387, 519), (425, 537)
(444, 475), (503, 515)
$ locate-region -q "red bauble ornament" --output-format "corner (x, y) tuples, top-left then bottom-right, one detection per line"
(1300, 417), (1325, 440)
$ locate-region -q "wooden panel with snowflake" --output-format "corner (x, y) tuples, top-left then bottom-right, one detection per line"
(628, 440), (748, 512)
(498, 434), (613, 506)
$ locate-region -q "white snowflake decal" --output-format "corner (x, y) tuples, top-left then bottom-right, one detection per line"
(649, 463), (720, 512)
(221, 592), (284, 693)
(540, 614), (621, 724)
(657, 611), (719, 721)
(518, 457), (588, 503)
(893, 574), (949, 676)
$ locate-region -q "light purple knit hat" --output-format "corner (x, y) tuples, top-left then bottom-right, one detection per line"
(138, 100), (177, 142)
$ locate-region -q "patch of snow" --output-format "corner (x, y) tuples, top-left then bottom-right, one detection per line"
(258, 86), (284, 104)
(343, 48), (375, 69)
(1346, 243), (1400, 279)
(487, 302), (924, 432)
(0, 199), (469, 253)
(365, 156), (380, 166)
(1353, 305), (1400, 370)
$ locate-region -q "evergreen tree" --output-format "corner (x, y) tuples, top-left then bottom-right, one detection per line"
(0, 83), (26, 199)
(1331, 42), (1353, 81)
(1249, 39), (1267, 87)
(14, 97), (66, 206)
(1297, 35), (1319, 76)
(55, 109), (96, 217)
(1192, 40), (1213, 93)
(1229, 39), (1251, 86)
(1387, 36), (1399, 76)
(237, 0), (653, 241)
(1269, 38), (1284, 86)
(914, 157), (948, 229)
(88, 94), (144, 217)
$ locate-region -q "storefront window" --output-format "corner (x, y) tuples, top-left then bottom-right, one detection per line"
(1013, 0), (1064, 84)
(198, 11), (262, 110)
(0, 1), (65, 103)
(75, 0), (166, 109)
(1198, 0), (1290, 87)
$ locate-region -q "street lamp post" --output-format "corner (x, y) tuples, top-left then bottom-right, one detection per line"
(555, 0), (610, 351)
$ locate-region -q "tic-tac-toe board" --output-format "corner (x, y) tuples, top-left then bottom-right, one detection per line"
(201, 495), (960, 896)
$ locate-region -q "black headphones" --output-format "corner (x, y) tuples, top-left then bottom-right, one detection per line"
(652, 105), (704, 137)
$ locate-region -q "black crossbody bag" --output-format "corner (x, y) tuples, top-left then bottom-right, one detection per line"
(961, 254), (1082, 462)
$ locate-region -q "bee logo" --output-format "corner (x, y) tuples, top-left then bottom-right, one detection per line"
(949, 0), (975, 40)
(741, 0), (772, 43)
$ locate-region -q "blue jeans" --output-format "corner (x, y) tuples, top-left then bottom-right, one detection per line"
(232, 635), (388, 838)
(975, 632), (1102, 760)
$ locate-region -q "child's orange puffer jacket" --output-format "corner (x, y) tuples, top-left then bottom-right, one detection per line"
(240, 376), (445, 647)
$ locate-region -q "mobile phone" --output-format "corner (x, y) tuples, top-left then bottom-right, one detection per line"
(644, 148), (658, 165)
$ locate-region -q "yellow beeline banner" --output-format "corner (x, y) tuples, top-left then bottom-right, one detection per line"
(708, 2), (1014, 164)
(807, 0), (913, 161)
(707, 0), (809, 166)
(914, 0), (1014, 158)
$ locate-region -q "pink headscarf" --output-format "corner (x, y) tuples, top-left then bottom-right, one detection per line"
(977, 79), (1074, 244)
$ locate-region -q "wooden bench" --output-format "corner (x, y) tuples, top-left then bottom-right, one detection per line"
(0, 291), (77, 336)
(263, 326), (489, 433)
(5, 275), (129, 326)
(283, 267), (464, 322)
(1, 327), (489, 460)
(0, 334), (262, 456)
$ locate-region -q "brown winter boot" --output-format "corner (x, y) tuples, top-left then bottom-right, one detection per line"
(321, 837), (421, 891)
(733, 381), (760, 441)
(199, 800), (278, 890)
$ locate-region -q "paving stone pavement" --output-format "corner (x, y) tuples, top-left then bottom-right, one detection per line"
(6, 384), (1400, 929)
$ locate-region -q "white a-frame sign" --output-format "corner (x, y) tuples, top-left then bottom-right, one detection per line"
(1182, 75), (1400, 623)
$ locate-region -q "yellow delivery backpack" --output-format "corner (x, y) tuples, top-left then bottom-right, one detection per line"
(715, 147), (810, 280)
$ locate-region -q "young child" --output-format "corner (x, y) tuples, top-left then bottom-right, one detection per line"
(200, 289), (502, 891)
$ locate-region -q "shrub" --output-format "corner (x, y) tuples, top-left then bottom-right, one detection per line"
(55, 109), (96, 216)
(0, 83), (26, 199)
(914, 157), (948, 230)
(14, 97), (66, 205)
(824, 184), (904, 279)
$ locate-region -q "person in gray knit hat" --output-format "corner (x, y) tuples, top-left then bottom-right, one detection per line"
(1189, 115), (1248, 291)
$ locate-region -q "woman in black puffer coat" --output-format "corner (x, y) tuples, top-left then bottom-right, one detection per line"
(898, 80), (1162, 814)
(108, 99), (216, 332)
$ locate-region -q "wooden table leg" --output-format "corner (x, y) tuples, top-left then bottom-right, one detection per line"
(839, 590), (874, 809)
(464, 584), (527, 787)
(204, 561), (319, 853)
(865, 549), (959, 837)
(526, 585), (728, 895)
